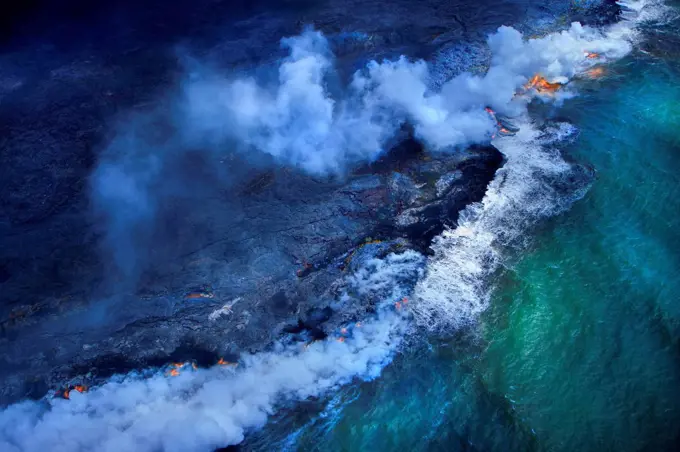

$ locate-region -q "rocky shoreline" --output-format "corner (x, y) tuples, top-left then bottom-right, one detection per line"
(0, 129), (503, 405)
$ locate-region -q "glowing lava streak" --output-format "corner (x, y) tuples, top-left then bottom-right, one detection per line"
(525, 74), (562, 93)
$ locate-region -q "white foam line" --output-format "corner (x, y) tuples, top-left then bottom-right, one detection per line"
(411, 0), (664, 331)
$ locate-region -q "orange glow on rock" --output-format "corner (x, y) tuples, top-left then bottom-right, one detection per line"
(525, 74), (562, 93)
(586, 67), (605, 78)
(185, 292), (213, 300)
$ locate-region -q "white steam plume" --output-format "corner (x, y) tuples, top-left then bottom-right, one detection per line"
(0, 251), (425, 452)
(181, 20), (634, 174)
(92, 17), (637, 279)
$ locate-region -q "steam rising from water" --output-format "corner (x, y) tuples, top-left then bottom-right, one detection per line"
(180, 21), (633, 174)
(0, 251), (424, 452)
(94, 19), (633, 281)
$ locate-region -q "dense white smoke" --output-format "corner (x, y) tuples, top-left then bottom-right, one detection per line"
(180, 21), (633, 175)
(92, 17), (635, 280)
(0, 251), (424, 452)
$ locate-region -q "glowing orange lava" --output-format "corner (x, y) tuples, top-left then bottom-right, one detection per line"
(217, 358), (238, 367)
(168, 369), (180, 377)
(585, 52), (600, 59)
(525, 74), (562, 93)
(185, 292), (213, 300)
(74, 385), (87, 393)
(586, 67), (605, 78)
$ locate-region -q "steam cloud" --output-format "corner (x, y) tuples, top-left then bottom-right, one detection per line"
(0, 251), (425, 452)
(92, 21), (631, 281)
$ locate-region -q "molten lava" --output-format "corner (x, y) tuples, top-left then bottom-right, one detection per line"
(585, 52), (600, 59)
(586, 67), (605, 79)
(168, 369), (180, 377)
(525, 74), (562, 93)
(59, 385), (88, 399)
(217, 357), (238, 367)
(185, 291), (214, 300)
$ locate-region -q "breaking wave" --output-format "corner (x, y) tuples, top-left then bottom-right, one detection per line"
(410, 0), (664, 331)
(411, 122), (582, 330)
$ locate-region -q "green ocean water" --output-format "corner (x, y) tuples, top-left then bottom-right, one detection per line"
(243, 7), (680, 451)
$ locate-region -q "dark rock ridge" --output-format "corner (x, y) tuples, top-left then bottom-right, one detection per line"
(0, 134), (503, 405)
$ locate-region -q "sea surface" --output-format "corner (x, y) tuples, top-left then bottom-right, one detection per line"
(240, 3), (680, 450)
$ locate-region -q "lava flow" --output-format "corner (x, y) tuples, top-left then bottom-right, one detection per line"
(58, 385), (88, 399)
(586, 67), (605, 78)
(524, 74), (562, 93)
(217, 358), (238, 367)
(485, 107), (514, 137)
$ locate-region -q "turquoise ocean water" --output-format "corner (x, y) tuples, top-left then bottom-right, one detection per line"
(239, 4), (680, 450)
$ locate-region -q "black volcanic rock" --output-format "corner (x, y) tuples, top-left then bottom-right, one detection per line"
(0, 134), (504, 405)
